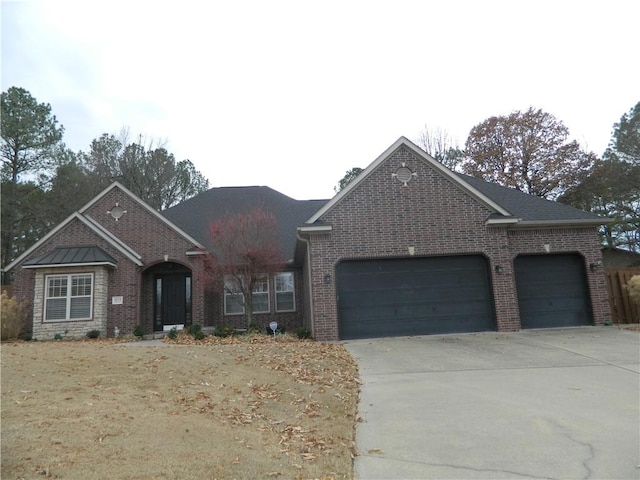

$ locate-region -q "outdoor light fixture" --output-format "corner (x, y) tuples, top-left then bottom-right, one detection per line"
(324, 273), (332, 284)
(494, 265), (504, 274)
(589, 260), (602, 271)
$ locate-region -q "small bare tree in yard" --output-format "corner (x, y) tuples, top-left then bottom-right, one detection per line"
(208, 208), (284, 329)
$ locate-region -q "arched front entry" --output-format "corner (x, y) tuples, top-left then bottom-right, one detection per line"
(145, 262), (192, 332)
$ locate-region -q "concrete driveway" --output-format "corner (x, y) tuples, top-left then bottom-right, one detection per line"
(343, 327), (640, 479)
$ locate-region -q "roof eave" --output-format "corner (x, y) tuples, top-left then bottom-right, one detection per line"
(297, 225), (333, 233)
(186, 249), (208, 256)
(510, 218), (613, 228)
(486, 217), (521, 226)
(23, 261), (118, 270)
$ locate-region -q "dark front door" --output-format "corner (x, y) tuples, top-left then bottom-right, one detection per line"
(154, 274), (191, 331)
(336, 255), (495, 340)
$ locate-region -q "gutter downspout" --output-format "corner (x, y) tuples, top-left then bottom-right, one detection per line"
(296, 233), (315, 337)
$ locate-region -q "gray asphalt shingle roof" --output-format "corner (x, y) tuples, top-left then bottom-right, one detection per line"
(161, 174), (606, 262)
(457, 173), (605, 223)
(162, 186), (327, 261)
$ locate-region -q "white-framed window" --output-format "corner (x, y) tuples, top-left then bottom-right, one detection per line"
(275, 272), (295, 312)
(252, 276), (270, 313)
(224, 276), (244, 315)
(44, 273), (94, 322)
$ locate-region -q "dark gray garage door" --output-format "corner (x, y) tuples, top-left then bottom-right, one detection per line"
(336, 255), (495, 340)
(514, 254), (592, 329)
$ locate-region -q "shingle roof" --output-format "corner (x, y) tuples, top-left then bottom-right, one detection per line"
(162, 186), (328, 261)
(23, 246), (118, 268)
(457, 173), (606, 223)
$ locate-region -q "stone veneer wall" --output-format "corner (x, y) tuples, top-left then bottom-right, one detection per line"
(32, 266), (109, 340)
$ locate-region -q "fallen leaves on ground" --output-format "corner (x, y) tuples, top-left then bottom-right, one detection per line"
(2, 335), (360, 479)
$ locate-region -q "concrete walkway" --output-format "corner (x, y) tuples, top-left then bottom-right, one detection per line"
(116, 339), (167, 347)
(344, 327), (640, 479)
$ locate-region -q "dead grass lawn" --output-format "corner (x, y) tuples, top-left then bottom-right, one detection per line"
(1, 334), (360, 480)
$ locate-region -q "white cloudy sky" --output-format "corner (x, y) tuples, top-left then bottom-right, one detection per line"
(2, 0), (638, 200)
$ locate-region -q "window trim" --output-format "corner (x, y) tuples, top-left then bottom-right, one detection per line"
(224, 276), (245, 315)
(252, 275), (270, 314)
(44, 272), (94, 322)
(275, 272), (295, 312)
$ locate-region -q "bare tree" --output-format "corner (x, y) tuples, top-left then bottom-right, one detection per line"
(207, 208), (285, 328)
(417, 126), (464, 170)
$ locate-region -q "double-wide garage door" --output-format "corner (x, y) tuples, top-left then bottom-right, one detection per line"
(514, 254), (592, 329)
(336, 255), (495, 340)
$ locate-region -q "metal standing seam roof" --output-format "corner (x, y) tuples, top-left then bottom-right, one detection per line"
(23, 246), (118, 268)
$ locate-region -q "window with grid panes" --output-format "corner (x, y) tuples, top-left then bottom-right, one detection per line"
(275, 272), (295, 312)
(45, 273), (93, 321)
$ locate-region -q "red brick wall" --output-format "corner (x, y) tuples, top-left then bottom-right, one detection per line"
(208, 268), (306, 333)
(10, 185), (210, 337)
(307, 145), (609, 341)
(506, 228), (610, 326)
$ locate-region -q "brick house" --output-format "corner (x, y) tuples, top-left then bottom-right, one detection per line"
(5, 137), (611, 341)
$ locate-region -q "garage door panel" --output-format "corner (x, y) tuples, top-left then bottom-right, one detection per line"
(337, 255), (495, 339)
(515, 254), (592, 329)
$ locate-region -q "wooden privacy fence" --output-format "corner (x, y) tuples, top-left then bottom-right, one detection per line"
(605, 268), (640, 324)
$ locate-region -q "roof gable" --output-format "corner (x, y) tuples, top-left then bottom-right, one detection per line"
(306, 136), (608, 227)
(4, 213), (144, 272)
(80, 182), (204, 248)
(306, 137), (512, 224)
(5, 181), (201, 272)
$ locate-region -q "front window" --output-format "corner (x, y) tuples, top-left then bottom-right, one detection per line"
(275, 272), (295, 312)
(45, 273), (93, 321)
(224, 276), (244, 315)
(252, 276), (270, 313)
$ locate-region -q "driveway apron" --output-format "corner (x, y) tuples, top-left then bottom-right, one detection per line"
(344, 327), (640, 480)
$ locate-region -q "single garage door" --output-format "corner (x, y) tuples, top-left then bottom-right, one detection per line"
(336, 255), (495, 340)
(514, 254), (592, 329)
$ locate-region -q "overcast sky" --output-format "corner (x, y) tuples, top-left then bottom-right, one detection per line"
(2, 0), (638, 200)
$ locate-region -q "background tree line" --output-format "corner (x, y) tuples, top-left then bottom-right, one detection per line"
(337, 103), (640, 253)
(1, 86), (210, 272)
